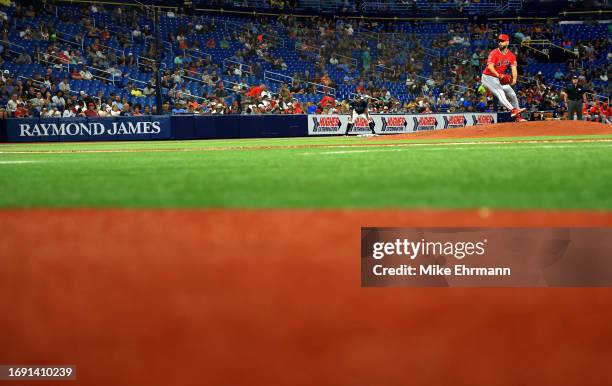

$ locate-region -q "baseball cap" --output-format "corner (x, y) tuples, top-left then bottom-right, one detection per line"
(572, 75), (578, 79)
(498, 34), (510, 42)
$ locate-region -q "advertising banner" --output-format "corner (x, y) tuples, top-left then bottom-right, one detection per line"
(6, 116), (171, 142)
(307, 115), (348, 135)
(308, 113), (498, 135)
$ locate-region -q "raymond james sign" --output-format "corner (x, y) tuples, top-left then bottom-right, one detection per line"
(17, 121), (163, 137)
(5, 116), (171, 142)
(361, 228), (612, 287)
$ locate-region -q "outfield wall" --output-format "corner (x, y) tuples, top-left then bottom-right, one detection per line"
(0, 112), (509, 142)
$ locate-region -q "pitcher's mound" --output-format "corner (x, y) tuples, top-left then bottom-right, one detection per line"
(375, 120), (612, 141)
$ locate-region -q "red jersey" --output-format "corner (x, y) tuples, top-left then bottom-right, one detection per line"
(247, 86), (262, 97)
(84, 109), (98, 117)
(320, 95), (335, 107)
(482, 48), (517, 77)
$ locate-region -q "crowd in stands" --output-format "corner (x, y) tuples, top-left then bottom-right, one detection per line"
(0, 1), (609, 122)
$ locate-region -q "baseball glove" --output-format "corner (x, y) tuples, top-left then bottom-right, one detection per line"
(499, 74), (512, 85)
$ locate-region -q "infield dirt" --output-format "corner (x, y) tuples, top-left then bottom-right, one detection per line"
(375, 120), (612, 140)
(1, 209), (612, 386)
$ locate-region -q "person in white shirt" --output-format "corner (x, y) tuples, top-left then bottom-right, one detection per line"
(59, 78), (71, 93)
(97, 105), (109, 117)
(62, 107), (75, 117)
(52, 92), (66, 108)
(143, 84), (155, 97)
(132, 27), (142, 39)
(46, 107), (61, 117)
(110, 104), (121, 116)
(80, 68), (93, 80)
(30, 92), (44, 110)
(7, 94), (20, 114)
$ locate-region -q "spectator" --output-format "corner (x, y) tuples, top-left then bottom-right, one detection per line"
(70, 67), (82, 80)
(59, 78), (71, 93)
(6, 94), (21, 115)
(80, 67), (93, 80)
(132, 104), (143, 116)
(143, 84), (155, 97)
(15, 51), (32, 64)
(52, 91), (66, 109)
(220, 37), (230, 49)
(109, 104), (121, 116)
(130, 85), (143, 97)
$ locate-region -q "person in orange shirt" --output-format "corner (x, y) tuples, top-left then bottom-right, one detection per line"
(188, 99), (200, 110)
(320, 73), (331, 86)
(247, 84), (264, 98)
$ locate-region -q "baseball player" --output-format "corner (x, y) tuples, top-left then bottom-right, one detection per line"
(602, 102), (611, 124)
(481, 34), (526, 122)
(346, 94), (376, 135)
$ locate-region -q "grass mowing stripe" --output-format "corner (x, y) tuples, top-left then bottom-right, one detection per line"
(301, 142), (612, 155)
(2, 137), (612, 155)
(2, 134), (612, 153)
(0, 160), (46, 164)
(1, 140), (611, 209)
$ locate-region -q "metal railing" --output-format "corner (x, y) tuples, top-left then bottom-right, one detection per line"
(180, 68), (243, 93)
(521, 39), (579, 59)
(18, 75), (103, 106)
(362, 0), (506, 13)
(222, 59), (253, 76)
(264, 70), (336, 96)
(217, 17), (286, 48)
(181, 48), (213, 64)
(585, 92), (610, 107)
(37, 51), (149, 87)
(143, 36), (173, 57)
(2, 41), (27, 53)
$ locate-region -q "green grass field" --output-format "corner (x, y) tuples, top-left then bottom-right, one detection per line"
(2, 135), (612, 209)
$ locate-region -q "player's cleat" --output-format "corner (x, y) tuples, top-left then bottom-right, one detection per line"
(511, 108), (526, 117)
(515, 115), (526, 122)
(345, 122), (353, 136)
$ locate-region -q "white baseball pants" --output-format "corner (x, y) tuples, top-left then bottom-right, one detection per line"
(481, 74), (519, 111)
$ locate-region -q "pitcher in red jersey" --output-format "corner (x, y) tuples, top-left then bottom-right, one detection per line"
(480, 34), (526, 121)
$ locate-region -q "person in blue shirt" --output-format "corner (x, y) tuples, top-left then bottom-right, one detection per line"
(172, 101), (188, 115)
